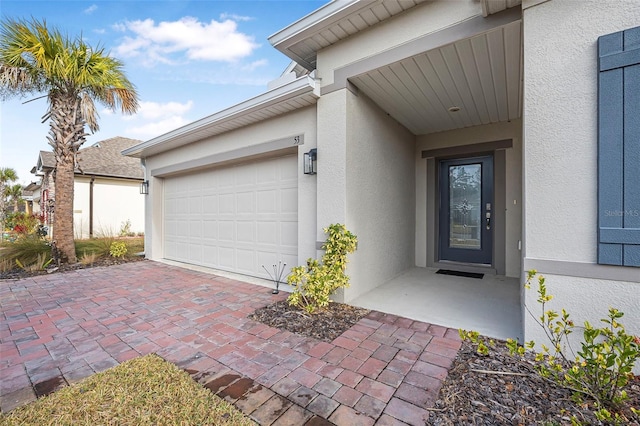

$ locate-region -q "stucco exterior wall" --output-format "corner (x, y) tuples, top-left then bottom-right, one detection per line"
(343, 90), (416, 302)
(316, 0), (481, 86)
(73, 176), (145, 238)
(142, 106), (318, 265)
(416, 120), (523, 277)
(73, 179), (90, 239)
(522, 0), (640, 355)
(72, 176), (144, 239)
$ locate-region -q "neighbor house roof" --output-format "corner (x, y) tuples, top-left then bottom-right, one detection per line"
(36, 137), (144, 179)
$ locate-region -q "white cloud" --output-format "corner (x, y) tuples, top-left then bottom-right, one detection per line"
(219, 13), (253, 22)
(84, 4), (98, 14)
(127, 116), (191, 138)
(93, 28), (106, 35)
(136, 100), (193, 120)
(241, 59), (268, 72)
(104, 100), (195, 138)
(113, 17), (259, 66)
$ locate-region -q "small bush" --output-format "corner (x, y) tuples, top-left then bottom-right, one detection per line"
(5, 212), (41, 236)
(16, 253), (52, 272)
(287, 224), (357, 313)
(506, 271), (640, 411)
(76, 237), (115, 258)
(109, 241), (127, 258)
(1, 235), (51, 267)
(79, 251), (99, 266)
(119, 220), (132, 237)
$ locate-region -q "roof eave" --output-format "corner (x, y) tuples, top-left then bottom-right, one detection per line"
(268, 0), (365, 71)
(123, 74), (317, 158)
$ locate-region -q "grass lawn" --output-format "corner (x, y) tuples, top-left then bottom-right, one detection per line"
(0, 354), (254, 425)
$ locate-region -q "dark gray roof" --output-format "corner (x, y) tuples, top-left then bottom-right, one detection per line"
(37, 137), (144, 180)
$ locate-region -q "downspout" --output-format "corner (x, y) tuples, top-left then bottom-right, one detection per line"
(89, 176), (95, 238)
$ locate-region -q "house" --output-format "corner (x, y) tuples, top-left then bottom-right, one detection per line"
(33, 136), (145, 239)
(123, 0), (640, 350)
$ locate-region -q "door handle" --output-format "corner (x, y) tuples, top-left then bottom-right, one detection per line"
(486, 212), (491, 230)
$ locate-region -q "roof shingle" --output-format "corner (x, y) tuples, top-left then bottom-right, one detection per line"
(37, 137), (143, 179)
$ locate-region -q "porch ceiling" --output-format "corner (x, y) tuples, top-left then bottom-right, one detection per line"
(350, 19), (523, 135)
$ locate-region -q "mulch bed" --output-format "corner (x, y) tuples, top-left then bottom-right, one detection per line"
(249, 300), (370, 342)
(429, 337), (640, 425)
(0, 256), (146, 280)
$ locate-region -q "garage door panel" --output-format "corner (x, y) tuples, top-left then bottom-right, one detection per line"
(203, 195), (218, 213)
(281, 221), (298, 247)
(203, 220), (217, 239)
(164, 154), (297, 279)
(236, 248), (256, 272)
(257, 221), (277, 245)
(236, 192), (255, 214)
(218, 246), (235, 269)
(281, 188), (298, 213)
(236, 221), (254, 243)
(218, 220), (234, 242)
(219, 193), (235, 213)
(188, 244), (202, 263)
(257, 190), (277, 213)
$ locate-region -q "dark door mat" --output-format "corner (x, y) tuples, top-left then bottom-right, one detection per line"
(436, 269), (484, 279)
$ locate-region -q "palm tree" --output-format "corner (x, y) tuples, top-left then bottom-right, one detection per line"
(0, 167), (18, 231)
(5, 183), (24, 212)
(0, 18), (139, 262)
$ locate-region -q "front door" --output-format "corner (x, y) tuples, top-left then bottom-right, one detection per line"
(439, 156), (493, 264)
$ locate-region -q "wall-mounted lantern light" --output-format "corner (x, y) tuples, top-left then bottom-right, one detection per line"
(140, 180), (149, 195)
(304, 148), (317, 175)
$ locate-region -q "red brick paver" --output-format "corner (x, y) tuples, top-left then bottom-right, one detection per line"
(0, 261), (462, 425)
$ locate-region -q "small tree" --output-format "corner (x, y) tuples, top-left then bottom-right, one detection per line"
(0, 167), (18, 230)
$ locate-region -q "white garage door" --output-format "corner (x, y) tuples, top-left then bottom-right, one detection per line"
(163, 155), (298, 279)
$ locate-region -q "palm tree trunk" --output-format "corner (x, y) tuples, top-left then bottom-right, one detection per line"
(49, 93), (85, 264)
(53, 159), (76, 263)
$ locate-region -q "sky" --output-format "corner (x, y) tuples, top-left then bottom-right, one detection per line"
(0, 0), (325, 185)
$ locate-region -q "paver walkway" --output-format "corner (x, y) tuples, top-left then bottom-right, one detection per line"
(0, 261), (462, 425)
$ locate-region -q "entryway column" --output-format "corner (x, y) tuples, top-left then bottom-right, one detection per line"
(316, 89), (348, 302)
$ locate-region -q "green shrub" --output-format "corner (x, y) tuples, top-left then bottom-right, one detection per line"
(76, 236), (143, 259)
(0, 235), (51, 267)
(109, 241), (128, 258)
(119, 219), (132, 237)
(76, 236), (115, 258)
(506, 271), (640, 412)
(5, 212), (40, 236)
(16, 253), (52, 272)
(287, 224), (357, 313)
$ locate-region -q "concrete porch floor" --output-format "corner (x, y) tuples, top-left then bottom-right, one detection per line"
(351, 268), (523, 342)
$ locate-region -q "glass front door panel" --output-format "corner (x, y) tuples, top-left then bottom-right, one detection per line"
(448, 163), (481, 250)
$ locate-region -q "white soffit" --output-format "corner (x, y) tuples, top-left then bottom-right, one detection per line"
(349, 19), (523, 135)
(123, 76), (318, 158)
(269, 0), (429, 71)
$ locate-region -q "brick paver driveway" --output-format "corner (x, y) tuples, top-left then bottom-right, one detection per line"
(0, 261), (462, 425)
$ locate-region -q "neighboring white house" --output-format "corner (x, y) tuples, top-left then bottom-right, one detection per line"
(124, 0), (640, 350)
(33, 136), (145, 239)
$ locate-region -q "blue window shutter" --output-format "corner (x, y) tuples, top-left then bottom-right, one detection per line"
(598, 25), (640, 267)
